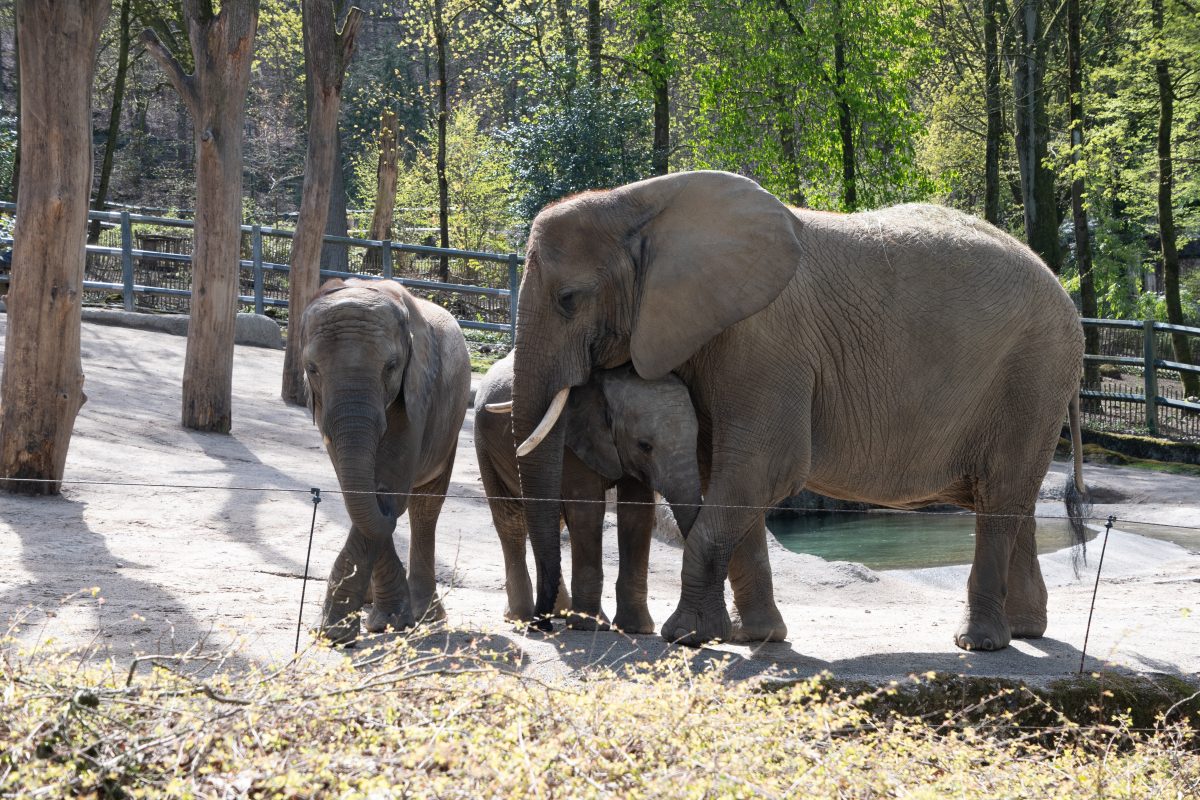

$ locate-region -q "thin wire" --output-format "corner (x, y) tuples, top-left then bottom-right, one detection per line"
(2, 475), (1198, 529)
(295, 487), (321, 655)
(1079, 515), (1116, 674)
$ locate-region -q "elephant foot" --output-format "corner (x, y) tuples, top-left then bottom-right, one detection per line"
(730, 604), (788, 643)
(661, 602), (732, 646)
(364, 604), (415, 634)
(612, 607), (655, 635)
(412, 592), (446, 625)
(552, 581), (572, 619)
(504, 600), (534, 623)
(316, 614), (361, 647)
(567, 608), (611, 632)
(954, 613), (1011, 652)
(1006, 611), (1047, 640)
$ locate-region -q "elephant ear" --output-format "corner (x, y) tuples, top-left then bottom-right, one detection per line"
(387, 283), (438, 426)
(622, 171), (803, 380)
(564, 381), (623, 482)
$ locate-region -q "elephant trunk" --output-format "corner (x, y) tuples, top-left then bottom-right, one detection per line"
(324, 397), (396, 543)
(657, 452), (703, 539)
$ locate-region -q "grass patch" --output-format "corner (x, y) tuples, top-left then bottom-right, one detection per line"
(1058, 437), (1200, 476)
(2, 633), (1197, 798)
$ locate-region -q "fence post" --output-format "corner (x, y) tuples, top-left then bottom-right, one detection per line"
(382, 240), (393, 280)
(120, 211), (134, 312)
(252, 225), (264, 316)
(1143, 318), (1158, 435)
(507, 253), (519, 344)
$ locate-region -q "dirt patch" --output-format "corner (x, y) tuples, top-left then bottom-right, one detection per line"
(2, 315), (1198, 685)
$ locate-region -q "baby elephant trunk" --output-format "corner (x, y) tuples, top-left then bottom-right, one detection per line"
(325, 400), (397, 542)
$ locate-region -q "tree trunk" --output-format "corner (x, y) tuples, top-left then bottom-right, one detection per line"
(983, 0), (1002, 225)
(774, 89), (805, 206)
(1, 0), (111, 495)
(1012, 0), (1061, 271)
(434, 0), (450, 281)
(281, 1), (363, 406)
(319, 135), (350, 272)
(833, 0), (855, 211)
(648, 0), (669, 176)
(586, 0), (601, 86)
(10, 9), (18, 202)
(89, 0), (131, 243)
(1152, 0), (1199, 398)
(362, 107), (400, 273)
(1066, 0), (1099, 398)
(141, 0), (259, 433)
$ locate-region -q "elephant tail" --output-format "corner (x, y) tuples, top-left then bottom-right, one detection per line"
(1064, 393), (1092, 576)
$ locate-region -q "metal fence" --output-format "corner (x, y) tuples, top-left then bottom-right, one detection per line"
(0, 203), (521, 341)
(1081, 318), (1200, 440)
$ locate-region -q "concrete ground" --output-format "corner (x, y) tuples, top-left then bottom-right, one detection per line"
(1, 315), (1197, 685)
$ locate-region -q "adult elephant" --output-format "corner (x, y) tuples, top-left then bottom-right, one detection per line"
(300, 278), (470, 644)
(510, 170), (1087, 651)
(476, 353), (703, 633)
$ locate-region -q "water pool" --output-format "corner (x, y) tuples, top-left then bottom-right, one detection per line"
(766, 512), (1198, 571)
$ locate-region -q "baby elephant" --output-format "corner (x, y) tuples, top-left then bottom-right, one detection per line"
(475, 353), (701, 633)
(300, 278), (471, 644)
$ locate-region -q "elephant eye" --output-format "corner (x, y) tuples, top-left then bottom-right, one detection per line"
(306, 362), (319, 376)
(557, 289), (577, 318)
(637, 439), (653, 454)
(384, 357), (399, 373)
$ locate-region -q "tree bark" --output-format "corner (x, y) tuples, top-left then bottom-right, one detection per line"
(90, 0), (131, 243)
(1066, 0), (1099, 397)
(586, 0), (601, 86)
(648, 0), (669, 176)
(281, 2), (363, 406)
(1152, 0), (1198, 398)
(433, 0), (450, 280)
(141, 0), (259, 433)
(362, 107), (400, 273)
(1012, 0), (1061, 271)
(833, 0), (855, 211)
(983, 0), (1002, 224)
(319, 135), (350, 272)
(1, 0), (111, 495)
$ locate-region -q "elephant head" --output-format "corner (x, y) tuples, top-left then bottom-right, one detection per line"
(565, 366), (702, 536)
(511, 171), (803, 619)
(300, 278), (437, 639)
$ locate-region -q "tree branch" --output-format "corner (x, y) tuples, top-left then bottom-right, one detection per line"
(139, 28), (197, 114)
(338, 5), (364, 64)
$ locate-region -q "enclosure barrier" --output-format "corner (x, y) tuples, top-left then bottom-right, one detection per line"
(1080, 317), (1200, 438)
(0, 202), (522, 342)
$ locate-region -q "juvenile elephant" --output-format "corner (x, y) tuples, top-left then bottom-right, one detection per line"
(508, 170), (1088, 651)
(475, 353), (701, 633)
(300, 278), (471, 644)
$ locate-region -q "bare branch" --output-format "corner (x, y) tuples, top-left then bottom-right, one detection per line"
(138, 28), (197, 115)
(338, 5), (364, 64)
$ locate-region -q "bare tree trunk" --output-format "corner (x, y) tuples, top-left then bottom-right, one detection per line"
(648, 0), (669, 176)
(1, 0), (110, 495)
(1066, 0), (1099, 399)
(141, 0), (259, 433)
(586, 0), (601, 86)
(1152, 0), (1198, 398)
(983, 0), (1002, 224)
(434, 0), (450, 281)
(89, 0), (131, 243)
(281, 1), (363, 406)
(363, 107), (400, 273)
(773, 88), (805, 206)
(833, 0), (855, 211)
(1012, 0), (1061, 271)
(320, 133), (350, 271)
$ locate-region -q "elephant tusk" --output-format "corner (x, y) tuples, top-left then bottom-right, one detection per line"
(516, 387), (570, 457)
(484, 401), (512, 413)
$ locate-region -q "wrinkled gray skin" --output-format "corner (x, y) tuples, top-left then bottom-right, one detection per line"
(509, 170), (1087, 650)
(475, 353), (702, 633)
(300, 278), (471, 645)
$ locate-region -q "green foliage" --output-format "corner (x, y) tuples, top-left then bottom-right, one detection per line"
(503, 83), (654, 226)
(0, 113), (15, 203)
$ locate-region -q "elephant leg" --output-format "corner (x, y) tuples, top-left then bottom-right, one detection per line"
(562, 456), (610, 631)
(364, 535), (415, 633)
(1004, 514), (1047, 638)
(728, 516), (787, 643)
(612, 478), (655, 634)
(319, 526), (381, 645)
(493, 498), (535, 621)
(407, 467), (451, 625)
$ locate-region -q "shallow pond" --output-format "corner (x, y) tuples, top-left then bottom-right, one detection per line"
(766, 512), (1199, 571)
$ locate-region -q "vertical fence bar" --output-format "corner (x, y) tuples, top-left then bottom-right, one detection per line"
(252, 225), (264, 316)
(120, 211), (134, 312)
(382, 241), (393, 280)
(1143, 318), (1158, 435)
(507, 253), (519, 344)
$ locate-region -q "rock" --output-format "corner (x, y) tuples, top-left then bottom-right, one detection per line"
(78, 308), (283, 349)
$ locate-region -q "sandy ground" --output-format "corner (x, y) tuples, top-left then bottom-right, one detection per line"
(1, 315), (1197, 685)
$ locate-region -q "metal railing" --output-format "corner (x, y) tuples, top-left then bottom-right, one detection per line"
(1081, 318), (1200, 439)
(0, 202), (522, 342)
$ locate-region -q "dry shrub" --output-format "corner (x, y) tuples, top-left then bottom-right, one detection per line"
(1, 626), (1197, 799)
